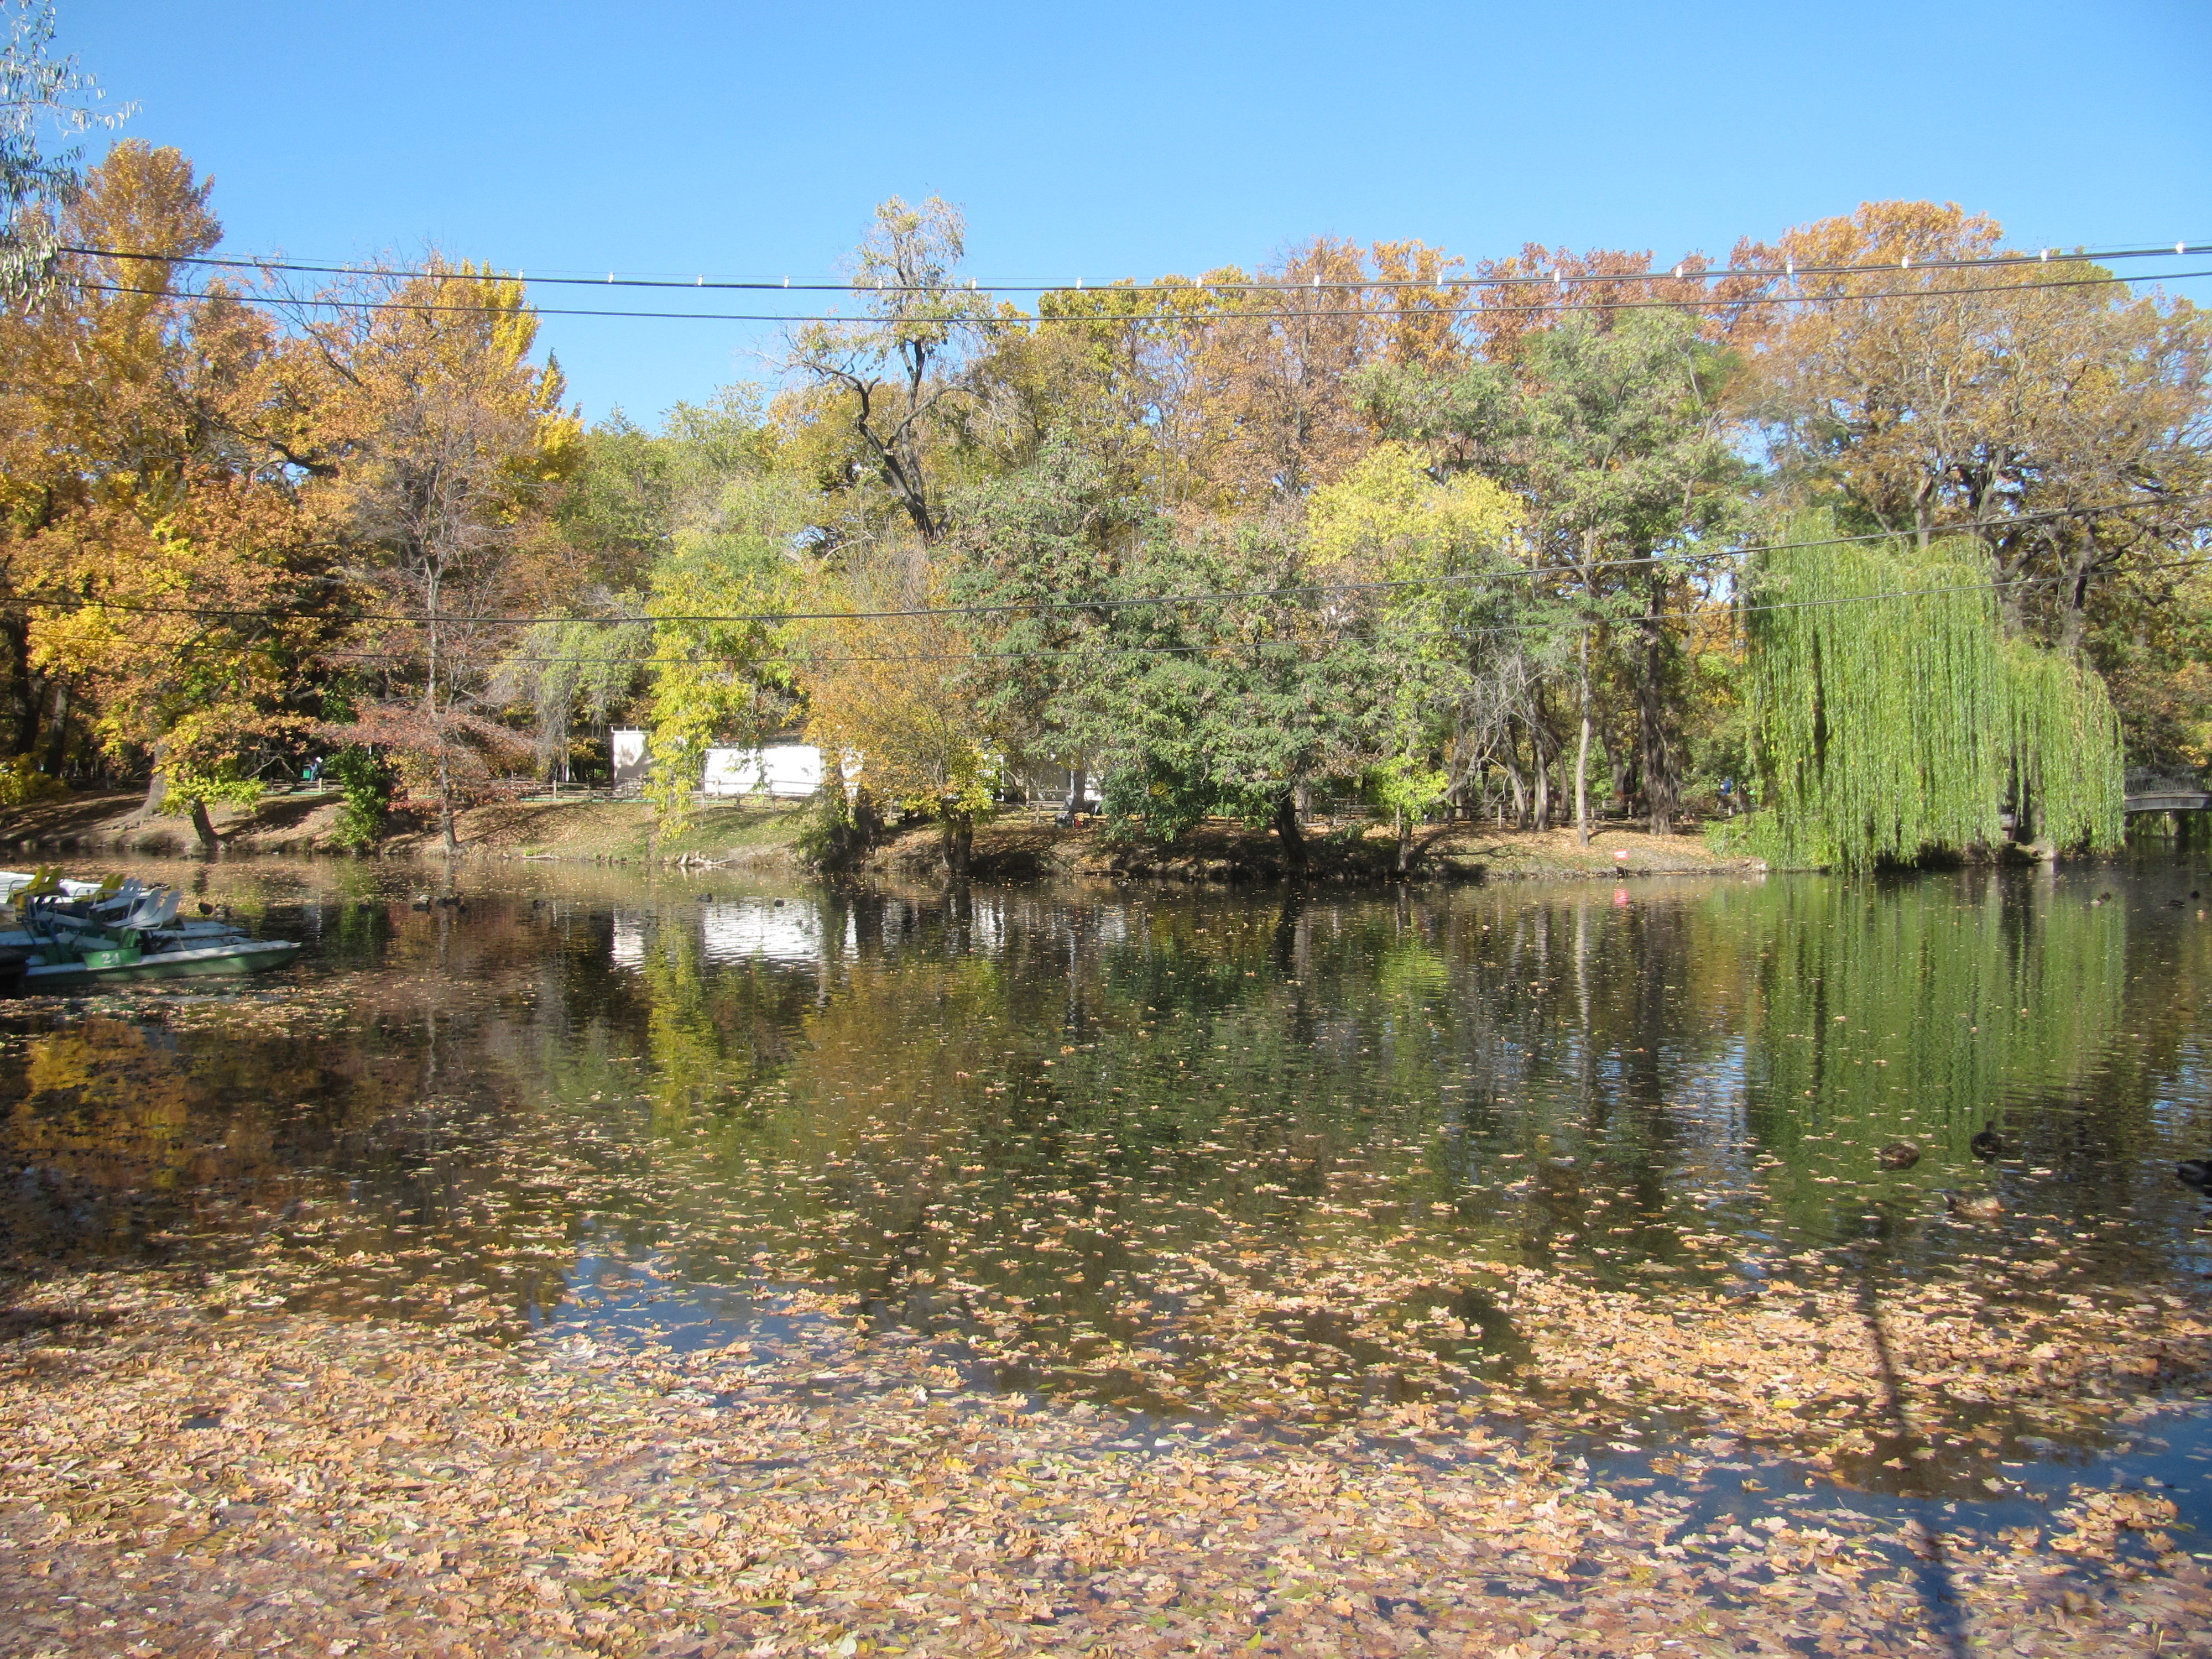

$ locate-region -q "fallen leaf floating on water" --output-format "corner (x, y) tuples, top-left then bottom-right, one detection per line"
(4, 1266), (2211, 1657)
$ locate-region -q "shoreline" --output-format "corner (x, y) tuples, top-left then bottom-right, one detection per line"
(0, 790), (1767, 886)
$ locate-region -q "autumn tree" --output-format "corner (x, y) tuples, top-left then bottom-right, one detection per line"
(0, 144), (344, 845)
(304, 261), (580, 850)
(783, 197), (993, 545)
(797, 546), (998, 877)
(1748, 201), (2209, 655)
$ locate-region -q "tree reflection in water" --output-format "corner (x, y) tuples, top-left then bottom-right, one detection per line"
(3, 856), (2209, 1501)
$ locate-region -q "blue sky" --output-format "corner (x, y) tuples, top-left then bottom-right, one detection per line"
(60, 0), (2212, 425)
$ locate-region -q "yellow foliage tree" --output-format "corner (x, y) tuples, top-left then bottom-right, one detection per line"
(1307, 444), (1523, 863)
(300, 259), (582, 848)
(796, 550), (999, 877)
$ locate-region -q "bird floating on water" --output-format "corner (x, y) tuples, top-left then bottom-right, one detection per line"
(1945, 1192), (2004, 1220)
(1970, 1123), (2004, 1162)
(1877, 1141), (1922, 1170)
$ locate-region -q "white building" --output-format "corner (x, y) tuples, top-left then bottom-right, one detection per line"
(701, 743), (825, 799)
(611, 729), (650, 789)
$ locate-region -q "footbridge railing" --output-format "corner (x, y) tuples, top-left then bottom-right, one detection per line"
(2124, 768), (2211, 814)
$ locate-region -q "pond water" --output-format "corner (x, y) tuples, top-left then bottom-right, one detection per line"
(6, 853), (2212, 1545)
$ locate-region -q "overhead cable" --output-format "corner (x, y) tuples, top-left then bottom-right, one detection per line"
(61, 239), (2212, 296)
(308, 550), (2212, 670)
(71, 262), (2212, 328)
(2, 494), (2198, 632)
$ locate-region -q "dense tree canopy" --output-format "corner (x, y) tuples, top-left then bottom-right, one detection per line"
(3, 150), (2204, 867)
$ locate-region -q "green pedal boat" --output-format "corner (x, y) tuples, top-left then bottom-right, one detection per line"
(9, 933), (301, 992)
(1, 877), (301, 993)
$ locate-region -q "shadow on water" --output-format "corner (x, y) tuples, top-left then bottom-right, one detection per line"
(5, 852), (2212, 1543)
(1849, 1217), (1973, 1659)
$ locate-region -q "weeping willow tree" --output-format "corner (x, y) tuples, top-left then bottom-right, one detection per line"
(494, 606), (651, 782)
(2004, 635), (2125, 852)
(1746, 518), (2122, 869)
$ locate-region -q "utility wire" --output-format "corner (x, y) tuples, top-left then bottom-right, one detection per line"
(1, 494), (2198, 631)
(62, 240), (2212, 295)
(309, 551), (2212, 670)
(71, 262), (2212, 328)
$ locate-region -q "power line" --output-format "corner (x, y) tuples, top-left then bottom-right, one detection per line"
(4, 494), (2198, 632)
(310, 551), (2212, 670)
(73, 262), (2212, 328)
(63, 240), (2212, 296)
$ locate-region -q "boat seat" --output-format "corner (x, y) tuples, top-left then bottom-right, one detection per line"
(121, 890), (180, 932)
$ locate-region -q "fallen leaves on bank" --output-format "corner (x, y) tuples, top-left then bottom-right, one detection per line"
(5, 1270), (2212, 1659)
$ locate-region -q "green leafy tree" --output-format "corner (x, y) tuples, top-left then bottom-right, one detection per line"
(642, 469), (805, 825)
(1076, 520), (1368, 868)
(947, 433), (1155, 808)
(1307, 442), (1524, 862)
(1364, 309), (1744, 837)
(1746, 519), (2122, 868)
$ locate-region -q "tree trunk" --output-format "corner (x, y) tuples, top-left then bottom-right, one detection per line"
(439, 752), (458, 853)
(1574, 632), (1593, 846)
(143, 742), (170, 817)
(41, 682), (67, 776)
(1637, 575), (1678, 835)
(1396, 805), (1413, 875)
(189, 797), (220, 853)
(1274, 789), (1307, 873)
(1068, 758), (1088, 815)
(2058, 545), (2096, 658)
(0, 615), (36, 755)
(942, 814), (973, 879)
(1532, 724), (1552, 830)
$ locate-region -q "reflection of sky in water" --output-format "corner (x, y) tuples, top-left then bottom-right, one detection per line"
(2155, 1034), (2212, 1128)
